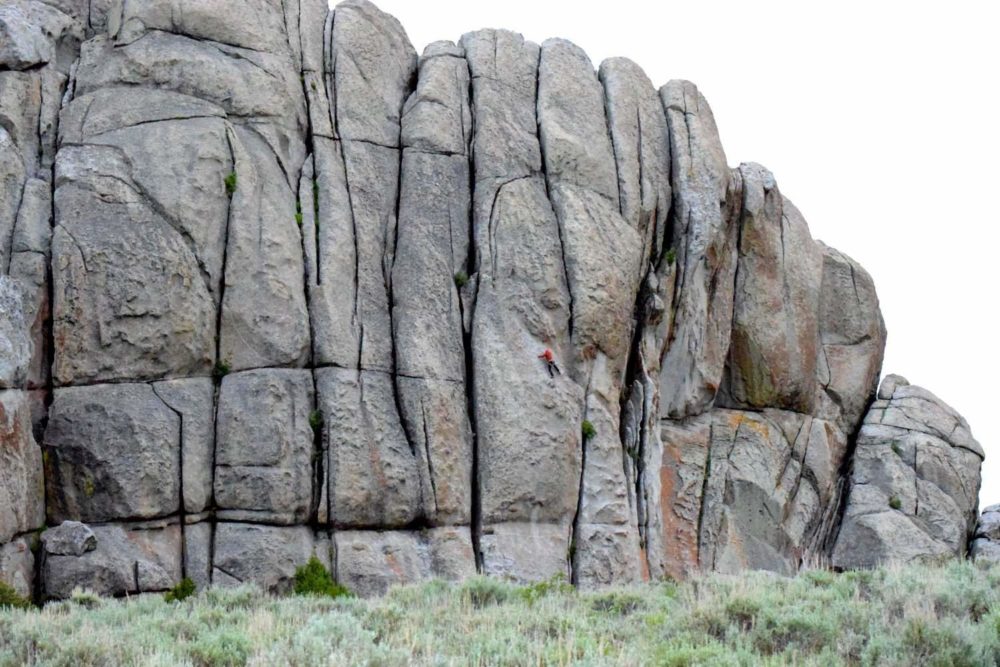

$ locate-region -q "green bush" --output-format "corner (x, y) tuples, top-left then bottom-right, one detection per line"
(293, 557), (350, 599)
(889, 495), (903, 510)
(164, 578), (196, 603)
(224, 172), (237, 197)
(581, 420), (597, 441)
(309, 410), (324, 433)
(517, 573), (573, 605)
(461, 576), (512, 608)
(213, 360), (231, 380)
(0, 582), (31, 610)
(664, 248), (677, 266)
(454, 271), (469, 288)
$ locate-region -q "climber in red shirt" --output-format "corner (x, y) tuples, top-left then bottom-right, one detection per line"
(538, 348), (561, 378)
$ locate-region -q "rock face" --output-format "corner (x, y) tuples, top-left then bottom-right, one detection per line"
(832, 376), (984, 568)
(971, 504), (1000, 563)
(0, 0), (987, 599)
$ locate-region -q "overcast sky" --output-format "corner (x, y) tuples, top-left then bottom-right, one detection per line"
(355, 0), (999, 507)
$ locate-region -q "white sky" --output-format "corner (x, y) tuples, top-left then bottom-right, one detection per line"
(352, 0), (999, 507)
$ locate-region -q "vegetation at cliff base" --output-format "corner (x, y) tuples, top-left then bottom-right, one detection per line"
(0, 561), (998, 665)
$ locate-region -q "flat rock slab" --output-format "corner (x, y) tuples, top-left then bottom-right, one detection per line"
(334, 527), (475, 597)
(44, 383), (180, 523)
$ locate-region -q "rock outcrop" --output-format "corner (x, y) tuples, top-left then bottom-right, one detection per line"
(0, 0), (986, 600)
(971, 504), (1000, 563)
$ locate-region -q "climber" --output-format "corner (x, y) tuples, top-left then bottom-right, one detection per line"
(538, 348), (561, 378)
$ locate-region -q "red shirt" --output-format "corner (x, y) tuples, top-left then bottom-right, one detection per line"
(539, 349), (554, 362)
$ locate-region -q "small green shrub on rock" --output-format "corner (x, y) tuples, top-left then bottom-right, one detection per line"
(454, 271), (469, 288)
(0, 582), (31, 610)
(224, 172), (237, 197)
(309, 410), (324, 432)
(164, 578), (196, 603)
(213, 360), (231, 380)
(581, 420), (597, 441)
(293, 557), (350, 599)
(889, 496), (903, 510)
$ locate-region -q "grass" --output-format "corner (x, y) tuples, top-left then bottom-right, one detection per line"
(454, 271), (469, 288)
(224, 172), (237, 197)
(0, 561), (997, 665)
(581, 419), (597, 441)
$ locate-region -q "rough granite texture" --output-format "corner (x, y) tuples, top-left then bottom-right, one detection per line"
(0, 0), (987, 599)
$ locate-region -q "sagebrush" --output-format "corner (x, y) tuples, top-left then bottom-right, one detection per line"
(0, 561), (997, 665)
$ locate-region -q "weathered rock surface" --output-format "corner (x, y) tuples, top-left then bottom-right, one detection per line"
(0, 390), (45, 545)
(658, 80), (739, 419)
(212, 523), (316, 595)
(971, 504), (1000, 563)
(0, 278), (32, 389)
(0, 0), (987, 599)
(335, 527), (475, 597)
(215, 369), (315, 525)
(44, 383), (181, 523)
(42, 520), (182, 599)
(832, 376), (983, 569)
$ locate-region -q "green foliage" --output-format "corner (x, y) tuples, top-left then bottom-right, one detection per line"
(453, 270), (469, 288)
(517, 573), (573, 605)
(889, 495), (903, 510)
(309, 410), (324, 432)
(293, 557), (350, 599)
(581, 420), (597, 441)
(0, 582), (31, 610)
(164, 578), (196, 603)
(224, 172), (237, 197)
(460, 576), (511, 608)
(664, 248), (677, 266)
(295, 199), (303, 227)
(212, 360), (231, 380)
(892, 442), (903, 457)
(1, 561), (998, 665)
(69, 588), (101, 609)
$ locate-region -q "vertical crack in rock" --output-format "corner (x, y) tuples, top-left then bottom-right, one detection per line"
(150, 382), (186, 575)
(538, 39), (647, 586)
(4, 0), (981, 599)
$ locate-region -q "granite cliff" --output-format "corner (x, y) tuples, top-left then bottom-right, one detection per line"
(0, 0), (989, 599)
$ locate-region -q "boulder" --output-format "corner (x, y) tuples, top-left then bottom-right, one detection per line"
(40, 520), (95, 556)
(971, 504), (1000, 564)
(832, 376), (983, 568)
